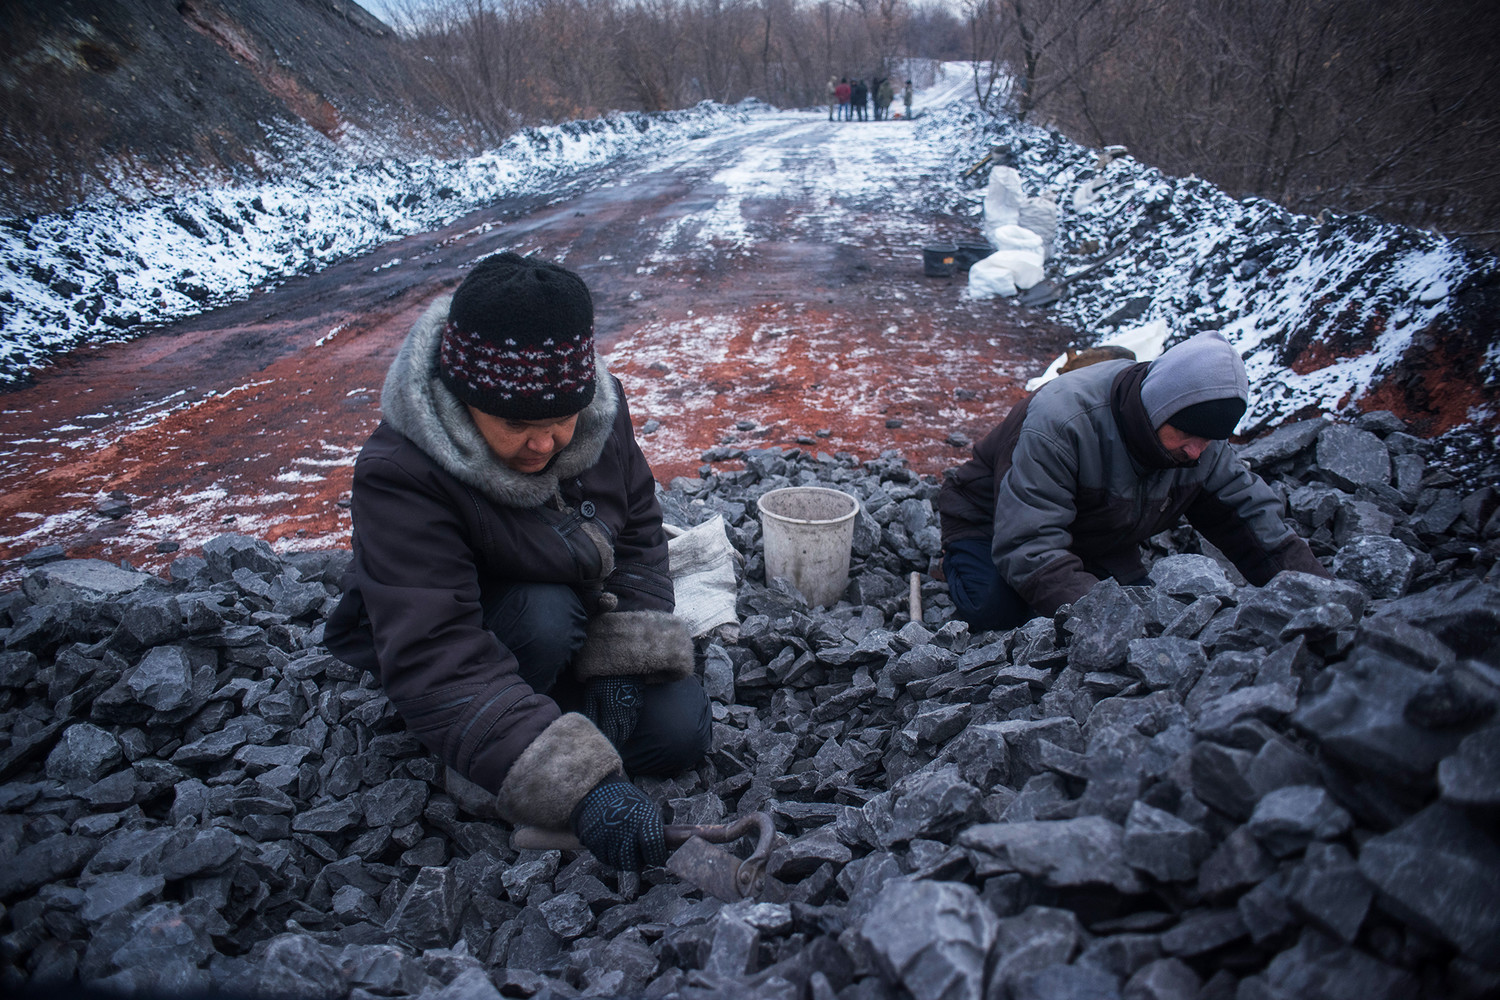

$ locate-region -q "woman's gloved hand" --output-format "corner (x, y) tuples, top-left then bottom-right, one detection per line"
(583, 676), (644, 746)
(571, 776), (666, 871)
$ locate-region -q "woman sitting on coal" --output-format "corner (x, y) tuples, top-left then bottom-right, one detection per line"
(325, 252), (710, 871)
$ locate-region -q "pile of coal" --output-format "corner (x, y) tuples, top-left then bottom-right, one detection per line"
(0, 410), (1497, 999)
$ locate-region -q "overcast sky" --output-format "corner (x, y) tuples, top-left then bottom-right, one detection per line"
(352, 0), (400, 26)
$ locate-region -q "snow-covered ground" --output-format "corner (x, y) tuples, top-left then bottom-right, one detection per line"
(906, 94), (1499, 439)
(0, 103), (758, 384)
(2, 62), (1496, 445)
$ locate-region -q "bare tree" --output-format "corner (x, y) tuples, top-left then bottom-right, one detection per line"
(903, 2), (966, 62)
(612, 0), (688, 110)
(964, 0), (1155, 120)
(961, 0), (1010, 110)
(859, 0), (908, 77)
(1023, 0), (1500, 242)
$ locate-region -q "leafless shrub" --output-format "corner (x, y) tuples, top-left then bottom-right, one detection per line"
(385, 0), (946, 121)
(973, 0), (1500, 247)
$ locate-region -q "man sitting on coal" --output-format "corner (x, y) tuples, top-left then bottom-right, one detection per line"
(937, 332), (1329, 632)
(325, 252), (710, 871)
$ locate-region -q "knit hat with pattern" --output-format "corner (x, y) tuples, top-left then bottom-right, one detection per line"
(439, 253), (596, 419)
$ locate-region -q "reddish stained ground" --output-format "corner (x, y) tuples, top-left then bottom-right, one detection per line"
(0, 291), (422, 583)
(1349, 325), (1500, 438)
(1285, 315), (1386, 376)
(612, 296), (1047, 484)
(0, 156), (1078, 586)
(6, 129), (1486, 588)
(1287, 342), (1350, 376)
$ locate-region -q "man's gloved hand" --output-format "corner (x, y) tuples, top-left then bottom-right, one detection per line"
(571, 777), (666, 871)
(583, 676), (644, 747)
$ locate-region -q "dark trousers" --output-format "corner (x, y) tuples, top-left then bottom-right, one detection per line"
(941, 537), (1037, 633)
(482, 582), (711, 777)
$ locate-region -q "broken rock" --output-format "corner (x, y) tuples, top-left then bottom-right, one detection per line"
(1246, 785), (1352, 857)
(858, 879), (997, 1000)
(1316, 424), (1391, 491)
(1122, 799), (1211, 883)
(1332, 535), (1417, 599)
(1356, 802), (1500, 963)
(961, 816), (1144, 894)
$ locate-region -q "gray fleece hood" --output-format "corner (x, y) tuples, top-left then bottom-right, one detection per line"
(379, 295), (620, 508)
(1139, 332), (1249, 430)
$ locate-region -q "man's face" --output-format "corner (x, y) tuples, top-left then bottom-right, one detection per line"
(468, 406), (580, 474)
(1157, 423), (1214, 463)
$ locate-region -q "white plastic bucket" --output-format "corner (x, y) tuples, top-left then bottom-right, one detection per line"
(757, 486), (861, 607)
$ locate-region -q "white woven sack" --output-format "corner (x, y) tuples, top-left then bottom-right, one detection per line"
(990, 224), (1044, 254)
(967, 248), (1045, 299)
(982, 165), (1023, 235)
(966, 254), (1019, 298)
(1017, 194), (1058, 256)
(665, 514), (739, 637)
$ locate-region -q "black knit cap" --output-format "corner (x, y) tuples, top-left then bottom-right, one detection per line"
(1167, 396), (1247, 440)
(438, 252), (596, 419)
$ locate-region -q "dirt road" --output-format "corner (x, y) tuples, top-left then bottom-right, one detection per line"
(0, 110), (1079, 584)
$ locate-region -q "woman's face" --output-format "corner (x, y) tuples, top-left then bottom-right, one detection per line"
(467, 406), (580, 474)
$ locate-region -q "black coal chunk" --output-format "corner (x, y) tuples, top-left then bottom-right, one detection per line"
(0, 425), (1495, 998)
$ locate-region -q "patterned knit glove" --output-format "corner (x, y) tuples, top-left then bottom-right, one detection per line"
(583, 676), (645, 747)
(572, 777), (666, 871)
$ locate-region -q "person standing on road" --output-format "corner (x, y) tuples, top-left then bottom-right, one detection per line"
(851, 78), (869, 121)
(936, 333), (1330, 631)
(835, 78), (852, 121)
(325, 252), (710, 872)
(902, 79), (914, 119)
(875, 78), (894, 121)
(827, 75), (839, 121)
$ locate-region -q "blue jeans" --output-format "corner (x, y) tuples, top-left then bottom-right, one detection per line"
(482, 582), (711, 777)
(941, 537), (1037, 633)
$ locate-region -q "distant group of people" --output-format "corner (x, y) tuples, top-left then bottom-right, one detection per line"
(828, 76), (913, 122)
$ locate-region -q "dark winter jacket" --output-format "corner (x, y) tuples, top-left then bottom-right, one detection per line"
(325, 297), (693, 831)
(937, 360), (1328, 615)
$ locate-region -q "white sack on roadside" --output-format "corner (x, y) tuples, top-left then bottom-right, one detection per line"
(1017, 193), (1058, 256)
(960, 241), (1044, 296)
(665, 514), (739, 637)
(967, 258), (1018, 298)
(967, 248), (1045, 299)
(983, 166), (1057, 257)
(990, 224), (1044, 255)
(975, 165), (1055, 301)
(972, 248), (1044, 290)
(982, 165), (1024, 233)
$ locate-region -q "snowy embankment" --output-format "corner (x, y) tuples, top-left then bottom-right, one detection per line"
(910, 104), (1499, 438)
(0, 102), (760, 385)
(4, 67), (1496, 447)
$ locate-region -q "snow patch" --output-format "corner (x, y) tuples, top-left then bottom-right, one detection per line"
(913, 97), (1497, 434)
(1025, 319), (1171, 391)
(0, 103), (764, 385)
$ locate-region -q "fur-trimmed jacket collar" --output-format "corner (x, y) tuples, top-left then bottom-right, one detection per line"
(380, 295), (621, 508)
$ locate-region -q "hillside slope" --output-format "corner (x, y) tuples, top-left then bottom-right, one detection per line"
(942, 112), (1500, 447)
(0, 0), (469, 217)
